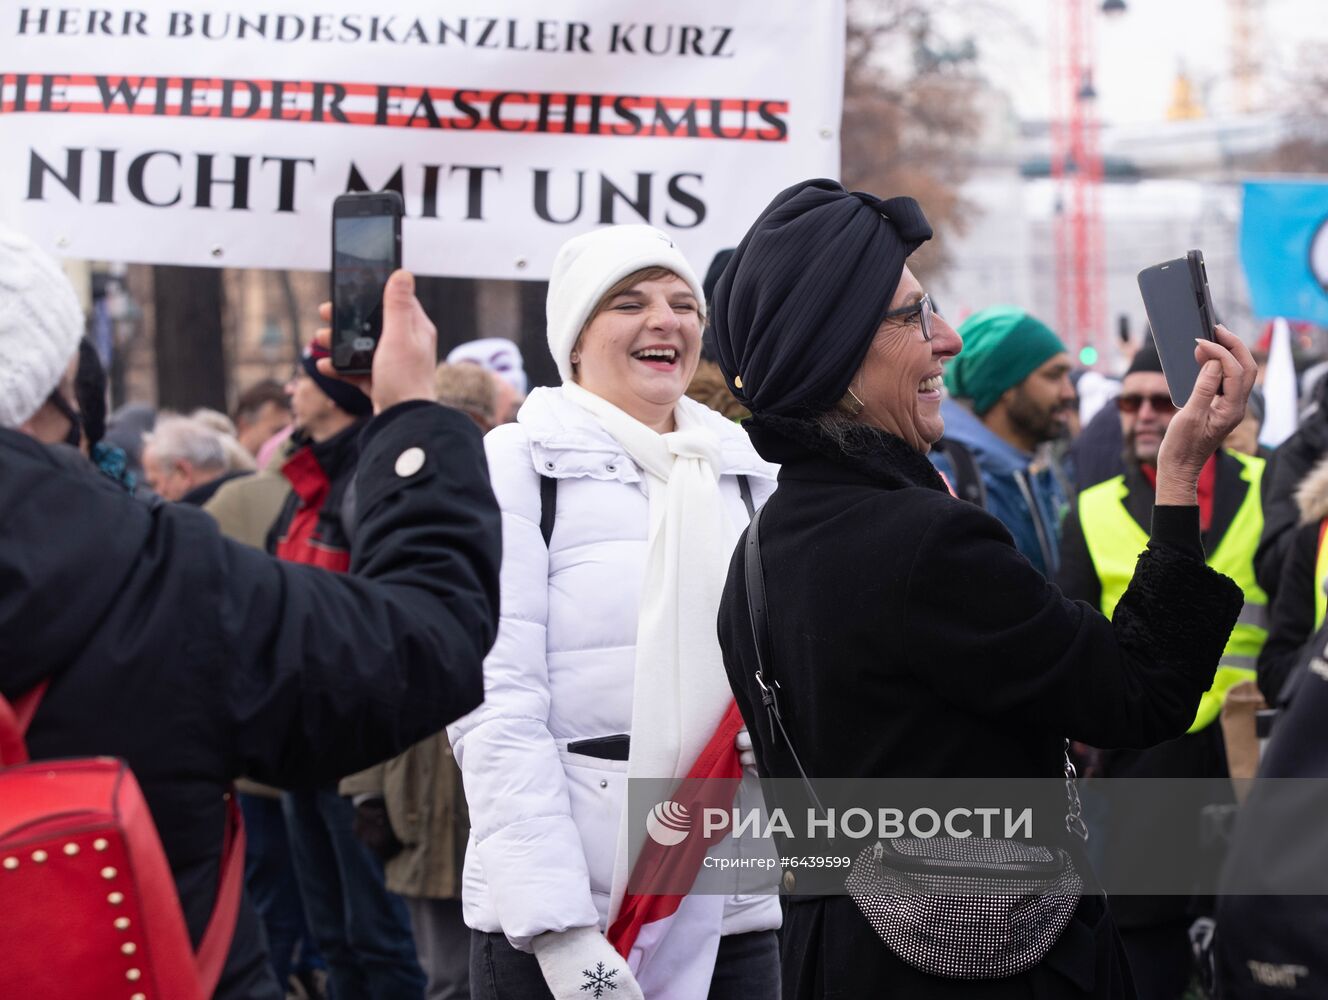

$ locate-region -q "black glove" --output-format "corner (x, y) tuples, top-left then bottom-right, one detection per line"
(350, 796), (404, 862)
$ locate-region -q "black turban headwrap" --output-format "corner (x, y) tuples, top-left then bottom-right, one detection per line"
(711, 178), (932, 416)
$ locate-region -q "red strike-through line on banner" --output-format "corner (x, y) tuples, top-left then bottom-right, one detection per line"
(0, 74), (791, 142)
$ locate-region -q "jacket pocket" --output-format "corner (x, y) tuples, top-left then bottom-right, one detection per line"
(557, 745), (628, 899)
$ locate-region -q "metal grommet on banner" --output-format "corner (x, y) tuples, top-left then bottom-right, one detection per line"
(211, 245), (224, 258)
(515, 257), (528, 270)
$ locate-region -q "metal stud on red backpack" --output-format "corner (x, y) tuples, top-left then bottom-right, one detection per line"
(0, 684), (243, 999)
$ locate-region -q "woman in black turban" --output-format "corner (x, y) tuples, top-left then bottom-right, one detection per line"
(713, 179), (1258, 998)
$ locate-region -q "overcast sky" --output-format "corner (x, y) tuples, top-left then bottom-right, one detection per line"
(958, 0), (1328, 126)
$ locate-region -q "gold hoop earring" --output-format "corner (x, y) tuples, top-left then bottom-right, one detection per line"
(837, 385), (865, 417)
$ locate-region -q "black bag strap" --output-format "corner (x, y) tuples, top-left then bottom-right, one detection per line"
(934, 437), (987, 508)
(744, 504), (1086, 843)
(738, 474), (755, 518)
(539, 474), (557, 547)
(744, 505), (827, 817)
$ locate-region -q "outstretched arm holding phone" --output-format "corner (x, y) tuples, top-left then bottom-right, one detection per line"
(1154, 325), (1258, 508)
(1, 259), (502, 994)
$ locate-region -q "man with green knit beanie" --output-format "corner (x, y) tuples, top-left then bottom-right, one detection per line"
(930, 306), (1075, 576)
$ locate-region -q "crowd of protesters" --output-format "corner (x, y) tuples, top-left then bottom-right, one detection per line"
(3, 170), (1328, 1000)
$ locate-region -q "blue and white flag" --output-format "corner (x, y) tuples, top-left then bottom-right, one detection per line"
(1240, 180), (1328, 324)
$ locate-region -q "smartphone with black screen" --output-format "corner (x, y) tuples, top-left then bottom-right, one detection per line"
(331, 191), (403, 373)
(1136, 249), (1218, 407)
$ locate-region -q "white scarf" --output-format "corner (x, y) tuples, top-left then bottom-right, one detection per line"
(561, 382), (740, 927)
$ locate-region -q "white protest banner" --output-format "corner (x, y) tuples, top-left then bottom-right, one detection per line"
(0, 3), (844, 278)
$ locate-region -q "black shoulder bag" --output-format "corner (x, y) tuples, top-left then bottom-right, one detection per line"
(744, 504), (1089, 980)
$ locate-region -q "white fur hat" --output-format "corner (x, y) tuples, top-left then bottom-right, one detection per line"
(545, 225), (704, 383)
(0, 224), (84, 429)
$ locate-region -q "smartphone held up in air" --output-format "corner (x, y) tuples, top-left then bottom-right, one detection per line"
(1136, 249), (1218, 408)
(331, 191), (404, 374)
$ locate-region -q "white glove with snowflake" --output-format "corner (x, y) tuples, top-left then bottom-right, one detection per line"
(736, 727), (757, 769)
(531, 926), (644, 1000)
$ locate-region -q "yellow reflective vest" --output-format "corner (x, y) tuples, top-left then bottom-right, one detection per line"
(1078, 451), (1267, 733)
(1314, 522), (1328, 632)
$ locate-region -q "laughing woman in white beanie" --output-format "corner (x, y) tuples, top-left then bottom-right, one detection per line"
(449, 225), (782, 1000)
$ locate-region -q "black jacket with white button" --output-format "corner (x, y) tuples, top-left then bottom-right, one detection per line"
(0, 401), (502, 999)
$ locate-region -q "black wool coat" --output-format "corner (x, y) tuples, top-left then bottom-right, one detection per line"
(716, 414), (1244, 1000)
(0, 402), (501, 999)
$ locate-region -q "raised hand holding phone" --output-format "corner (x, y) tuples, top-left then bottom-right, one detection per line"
(1137, 249), (1219, 407)
(313, 270), (437, 415)
(1154, 325), (1257, 507)
(331, 191), (403, 374)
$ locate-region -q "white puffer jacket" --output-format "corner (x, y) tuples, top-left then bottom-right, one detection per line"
(450, 386), (782, 950)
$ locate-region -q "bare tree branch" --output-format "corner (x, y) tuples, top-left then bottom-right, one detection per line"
(841, 1), (984, 277)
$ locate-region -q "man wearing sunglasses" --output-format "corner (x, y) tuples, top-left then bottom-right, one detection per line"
(1056, 337), (1267, 1000)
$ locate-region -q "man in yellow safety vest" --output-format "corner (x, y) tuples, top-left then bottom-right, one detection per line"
(1057, 337), (1266, 1000)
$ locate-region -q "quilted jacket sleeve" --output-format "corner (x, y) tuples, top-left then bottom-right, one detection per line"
(448, 424), (600, 951)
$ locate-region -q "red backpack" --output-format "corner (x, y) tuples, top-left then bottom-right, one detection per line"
(0, 682), (244, 999)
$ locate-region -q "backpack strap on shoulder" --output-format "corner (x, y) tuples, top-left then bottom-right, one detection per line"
(935, 437), (987, 508)
(539, 474), (557, 547)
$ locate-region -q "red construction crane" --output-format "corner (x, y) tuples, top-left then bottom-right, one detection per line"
(1049, 0), (1106, 365)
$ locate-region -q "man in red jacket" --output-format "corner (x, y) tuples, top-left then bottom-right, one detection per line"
(269, 341), (428, 998)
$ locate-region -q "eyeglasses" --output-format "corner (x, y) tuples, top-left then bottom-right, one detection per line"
(882, 293), (935, 342)
(1116, 393), (1177, 415)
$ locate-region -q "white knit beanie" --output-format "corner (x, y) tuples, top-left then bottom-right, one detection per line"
(546, 225), (705, 383)
(0, 224), (84, 429)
